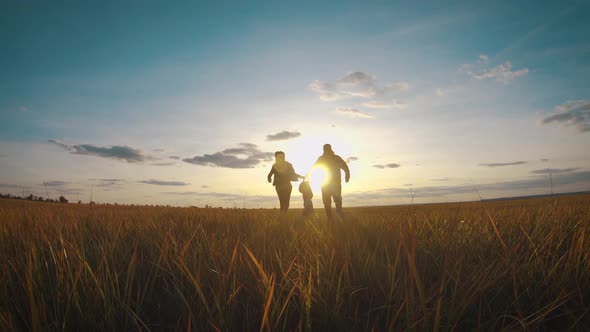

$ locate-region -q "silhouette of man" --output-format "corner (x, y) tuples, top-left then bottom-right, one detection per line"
(310, 144), (350, 218)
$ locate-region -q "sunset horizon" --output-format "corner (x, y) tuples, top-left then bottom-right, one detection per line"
(2, 1), (589, 208)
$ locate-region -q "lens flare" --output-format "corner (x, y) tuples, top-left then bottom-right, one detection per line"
(308, 166), (327, 193)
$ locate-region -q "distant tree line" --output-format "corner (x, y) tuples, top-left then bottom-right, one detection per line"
(1, 193), (237, 209)
(0, 193), (72, 203)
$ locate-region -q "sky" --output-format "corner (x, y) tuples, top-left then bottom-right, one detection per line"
(1, 0), (589, 207)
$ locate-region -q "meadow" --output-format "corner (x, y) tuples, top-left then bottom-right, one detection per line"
(0, 195), (589, 331)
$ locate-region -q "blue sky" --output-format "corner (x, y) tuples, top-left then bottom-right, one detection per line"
(1, 1), (589, 207)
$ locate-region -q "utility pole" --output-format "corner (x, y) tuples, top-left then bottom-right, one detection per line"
(549, 170), (554, 196)
(43, 182), (50, 199)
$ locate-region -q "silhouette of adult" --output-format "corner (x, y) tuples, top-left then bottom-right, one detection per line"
(310, 144), (350, 218)
(267, 151), (303, 214)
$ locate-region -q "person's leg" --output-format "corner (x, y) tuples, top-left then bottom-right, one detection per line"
(303, 198), (313, 216)
(276, 185), (292, 214)
(321, 186), (332, 217)
(285, 185), (292, 211)
(333, 183), (343, 216)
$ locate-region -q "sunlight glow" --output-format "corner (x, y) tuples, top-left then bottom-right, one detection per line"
(308, 166), (327, 193)
(279, 129), (352, 172)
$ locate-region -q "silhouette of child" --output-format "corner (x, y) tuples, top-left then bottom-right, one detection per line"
(298, 180), (314, 216)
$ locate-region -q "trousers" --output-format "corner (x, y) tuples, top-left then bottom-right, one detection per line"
(321, 183), (342, 216)
(275, 184), (292, 212)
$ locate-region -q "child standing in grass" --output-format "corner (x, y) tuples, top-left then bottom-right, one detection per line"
(299, 179), (314, 216)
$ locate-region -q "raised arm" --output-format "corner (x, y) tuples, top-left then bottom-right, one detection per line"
(306, 157), (322, 179)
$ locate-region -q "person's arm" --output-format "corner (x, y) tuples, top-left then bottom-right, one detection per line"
(267, 166), (275, 183)
(338, 156), (350, 182)
(288, 163), (304, 181)
(307, 157), (322, 179)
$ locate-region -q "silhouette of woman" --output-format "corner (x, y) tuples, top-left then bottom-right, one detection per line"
(267, 151), (303, 214)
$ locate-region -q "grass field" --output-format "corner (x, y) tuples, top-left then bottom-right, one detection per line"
(1, 195), (589, 331)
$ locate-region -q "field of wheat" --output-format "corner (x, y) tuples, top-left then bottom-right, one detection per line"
(1, 194), (589, 331)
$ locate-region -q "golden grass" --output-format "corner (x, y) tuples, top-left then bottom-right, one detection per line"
(0, 195), (589, 331)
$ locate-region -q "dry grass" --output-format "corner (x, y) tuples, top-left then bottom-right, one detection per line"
(1, 195), (589, 331)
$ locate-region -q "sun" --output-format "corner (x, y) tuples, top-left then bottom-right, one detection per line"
(266, 127), (356, 193)
(307, 166), (328, 193)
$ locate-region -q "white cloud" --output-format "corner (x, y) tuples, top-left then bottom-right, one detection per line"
(361, 100), (406, 109)
(473, 62), (528, 83)
(541, 100), (590, 133)
(336, 108), (374, 118)
(385, 82), (411, 91)
(309, 72), (378, 101)
(309, 72), (410, 103)
(461, 56), (528, 84)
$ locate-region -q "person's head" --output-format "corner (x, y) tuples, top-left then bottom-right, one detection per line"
(323, 144), (334, 155)
(275, 151), (285, 162)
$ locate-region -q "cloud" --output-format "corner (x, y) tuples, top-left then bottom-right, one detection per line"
(473, 62), (528, 83)
(169, 156), (181, 160)
(461, 55), (528, 83)
(40, 181), (81, 195)
(385, 82), (411, 91)
(43, 181), (70, 187)
(202, 185), (209, 188)
(309, 72), (377, 101)
(138, 179), (190, 186)
(346, 156), (359, 163)
(164, 191), (274, 203)
(435, 88), (445, 97)
(541, 100), (590, 133)
(530, 168), (579, 174)
(0, 183), (22, 189)
(266, 131), (302, 141)
(361, 100), (406, 109)
(93, 179), (126, 190)
(183, 143), (274, 169)
(430, 178), (450, 182)
(151, 162), (176, 166)
(347, 171), (590, 201)
(540, 158), (550, 162)
(0, 154), (7, 158)
(336, 108), (374, 118)
(49, 139), (153, 163)
(479, 161), (527, 167)
(373, 163), (400, 169)
(309, 72), (409, 104)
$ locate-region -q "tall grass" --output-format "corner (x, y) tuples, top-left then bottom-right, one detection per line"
(1, 195), (589, 331)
